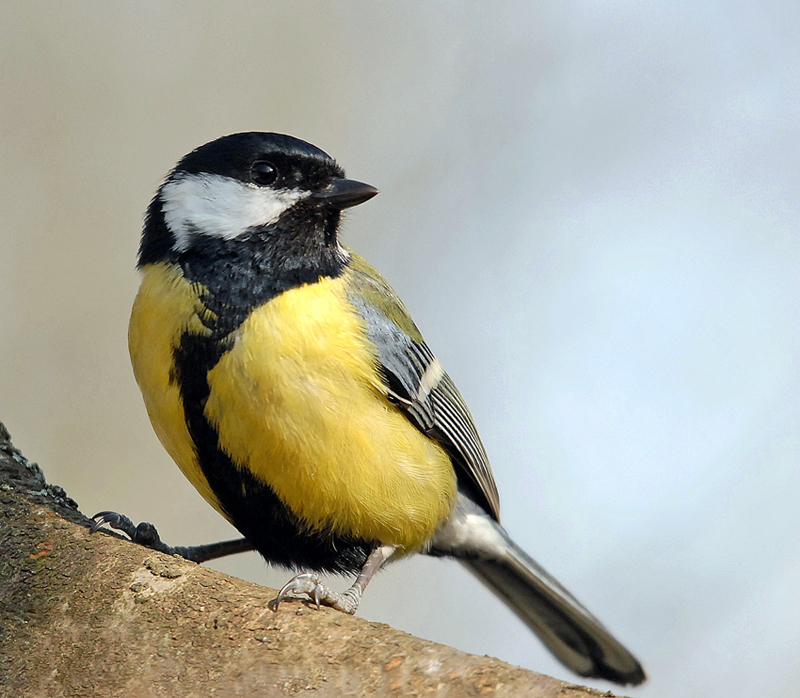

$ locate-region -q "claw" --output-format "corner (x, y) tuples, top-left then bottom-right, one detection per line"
(312, 583), (323, 609)
(90, 511), (161, 547)
(270, 546), (394, 615)
(90, 511), (136, 537)
(90, 510), (167, 551)
(271, 572), (324, 610)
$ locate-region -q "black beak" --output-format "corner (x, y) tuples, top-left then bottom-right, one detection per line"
(312, 178), (379, 210)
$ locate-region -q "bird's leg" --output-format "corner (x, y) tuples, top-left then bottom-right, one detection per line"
(90, 511), (255, 563)
(272, 544), (396, 614)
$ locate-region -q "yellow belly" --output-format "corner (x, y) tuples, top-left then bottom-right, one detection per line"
(129, 262), (457, 553)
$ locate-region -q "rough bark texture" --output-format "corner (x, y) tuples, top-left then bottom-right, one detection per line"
(0, 421), (629, 698)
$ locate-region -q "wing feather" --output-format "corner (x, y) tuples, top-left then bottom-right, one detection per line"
(345, 255), (501, 520)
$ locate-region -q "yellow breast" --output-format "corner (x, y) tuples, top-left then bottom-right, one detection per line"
(128, 263), (223, 513)
(129, 262), (457, 553)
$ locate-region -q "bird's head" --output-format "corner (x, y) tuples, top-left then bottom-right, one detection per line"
(139, 132), (378, 268)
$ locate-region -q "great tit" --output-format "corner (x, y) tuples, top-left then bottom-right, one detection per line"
(93, 132), (645, 685)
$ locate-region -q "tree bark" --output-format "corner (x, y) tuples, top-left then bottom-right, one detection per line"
(0, 421), (628, 698)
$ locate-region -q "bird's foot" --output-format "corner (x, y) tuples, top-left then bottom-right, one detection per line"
(91, 511), (168, 549)
(271, 572), (362, 614)
(90, 511), (254, 563)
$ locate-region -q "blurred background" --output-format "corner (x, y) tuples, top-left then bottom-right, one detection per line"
(1, 2), (798, 696)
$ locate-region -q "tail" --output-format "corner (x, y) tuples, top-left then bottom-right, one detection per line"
(431, 496), (645, 685)
(461, 536), (645, 685)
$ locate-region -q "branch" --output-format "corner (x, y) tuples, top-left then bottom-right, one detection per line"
(0, 421), (629, 697)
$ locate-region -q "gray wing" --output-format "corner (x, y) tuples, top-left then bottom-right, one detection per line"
(346, 258), (501, 520)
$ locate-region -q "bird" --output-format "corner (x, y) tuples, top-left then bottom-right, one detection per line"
(92, 132), (645, 685)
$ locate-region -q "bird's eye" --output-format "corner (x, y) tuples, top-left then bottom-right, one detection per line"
(250, 160), (278, 186)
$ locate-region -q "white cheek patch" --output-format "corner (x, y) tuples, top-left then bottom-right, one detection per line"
(160, 172), (307, 251)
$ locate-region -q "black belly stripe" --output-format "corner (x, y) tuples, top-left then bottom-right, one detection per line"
(172, 330), (372, 575)
(169, 230), (373, 574)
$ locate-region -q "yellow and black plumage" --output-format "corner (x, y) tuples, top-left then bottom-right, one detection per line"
(97, 132), (645, 685)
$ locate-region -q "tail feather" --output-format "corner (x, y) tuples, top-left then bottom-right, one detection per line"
(461, 537), (645, 685)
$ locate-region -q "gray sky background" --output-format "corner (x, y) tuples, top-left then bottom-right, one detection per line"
(1, 3), (798, 696)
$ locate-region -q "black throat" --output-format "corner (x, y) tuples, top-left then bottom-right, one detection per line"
(143, 196), (348, 335)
